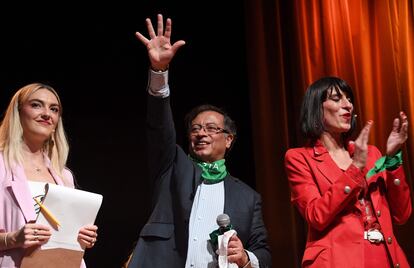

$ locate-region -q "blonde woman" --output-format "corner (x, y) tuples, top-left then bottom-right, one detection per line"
(0, 83), (98, 267)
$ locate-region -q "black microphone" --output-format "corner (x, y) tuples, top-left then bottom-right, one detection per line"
(216, 213), (231, 234)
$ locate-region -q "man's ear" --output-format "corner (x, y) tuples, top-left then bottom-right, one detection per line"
(225, 134), (234, 149)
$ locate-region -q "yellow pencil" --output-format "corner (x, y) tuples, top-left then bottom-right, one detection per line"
(34, 197), (61, 227)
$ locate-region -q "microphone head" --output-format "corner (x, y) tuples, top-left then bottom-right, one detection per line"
(216, 213), (230, 227)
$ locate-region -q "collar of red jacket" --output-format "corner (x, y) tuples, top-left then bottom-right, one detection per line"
(311, 139), (355, 158)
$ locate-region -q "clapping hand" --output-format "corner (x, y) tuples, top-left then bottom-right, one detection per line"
(350, 120), (373, 169)
(386, 111), (408, 156)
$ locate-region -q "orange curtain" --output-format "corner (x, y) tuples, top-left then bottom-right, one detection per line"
(294, 0), (414, 154)
(246, 0), (414, 266)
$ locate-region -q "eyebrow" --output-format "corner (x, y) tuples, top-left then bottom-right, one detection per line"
(29, 99), (61, 109)
(29, 98), (60, 107)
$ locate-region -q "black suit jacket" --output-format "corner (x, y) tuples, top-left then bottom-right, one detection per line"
(128, 95), (271, 267)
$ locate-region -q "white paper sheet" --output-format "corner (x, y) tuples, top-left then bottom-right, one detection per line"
(36, 183), (103, 251)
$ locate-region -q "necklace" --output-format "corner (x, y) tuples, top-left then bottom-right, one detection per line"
(23, 148), (45, 173)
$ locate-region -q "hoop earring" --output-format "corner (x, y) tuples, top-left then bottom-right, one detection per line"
(48, 135), (55, 156)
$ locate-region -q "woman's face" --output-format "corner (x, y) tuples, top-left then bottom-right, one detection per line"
(20, 88), (60, 144)
(322, 88), (353, 134)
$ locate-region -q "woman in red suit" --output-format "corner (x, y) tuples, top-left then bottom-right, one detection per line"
(285, 77), (412, 268)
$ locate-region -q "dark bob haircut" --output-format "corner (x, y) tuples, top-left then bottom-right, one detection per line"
(299, 76), (356, 142)
(184, 104), (237, 150)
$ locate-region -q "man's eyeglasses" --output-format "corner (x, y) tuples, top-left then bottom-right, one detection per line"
(190, 123), (229, 135)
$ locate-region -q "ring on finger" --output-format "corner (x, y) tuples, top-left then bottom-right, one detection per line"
(33, 229), (38, 235)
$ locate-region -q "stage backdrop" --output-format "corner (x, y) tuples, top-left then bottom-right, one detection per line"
(0, 1), (413, 267)
(245, 0), (414, 267)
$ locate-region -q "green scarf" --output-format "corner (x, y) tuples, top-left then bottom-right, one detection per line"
(366, 150), (403, 178)
(190, 156), (228, 183)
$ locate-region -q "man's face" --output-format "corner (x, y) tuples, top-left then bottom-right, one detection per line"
(188, 111), (233, 163)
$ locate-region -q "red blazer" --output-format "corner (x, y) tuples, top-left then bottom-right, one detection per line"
(285, 140), (412, 268)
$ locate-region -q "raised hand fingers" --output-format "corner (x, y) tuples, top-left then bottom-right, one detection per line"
(157, 14), (164, 36)
(141, 14), (172, 40)
(135, 32), (150, 46)
(164, 18), (172, 39)
(171, 40), (186, 54)
(146, 17), (156, 39)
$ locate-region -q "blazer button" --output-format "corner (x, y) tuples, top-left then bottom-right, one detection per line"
(376, 210), (381, 217)
(344, 186), (351, 194)
(393, 179), (401, 186)
(394, 263), (400, 268)
(387, 237), (393, 244)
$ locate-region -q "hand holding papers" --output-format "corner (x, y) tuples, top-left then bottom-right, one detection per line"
(21, 184), (103, 268)
(36, 183), (103, 251)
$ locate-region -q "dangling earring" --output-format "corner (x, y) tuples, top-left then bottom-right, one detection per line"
(48, 133), (55, 156)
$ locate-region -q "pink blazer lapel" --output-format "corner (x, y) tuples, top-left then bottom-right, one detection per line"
(9, 154), (65, 223)
(43, 155), (65, 186)
(48, 167), (65, 186)
(10, 165), (37, 223)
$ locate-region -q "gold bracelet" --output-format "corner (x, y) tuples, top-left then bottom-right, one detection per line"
(3, 232), (8, 248)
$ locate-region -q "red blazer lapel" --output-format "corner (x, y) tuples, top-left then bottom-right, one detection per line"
(311, 141), (344, 185)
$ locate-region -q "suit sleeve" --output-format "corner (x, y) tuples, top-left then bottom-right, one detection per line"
(385, 165), (412, 224)
(247, 193), (272, 267)
(284, 148), (367, 231)
(146, 95), (177, 184)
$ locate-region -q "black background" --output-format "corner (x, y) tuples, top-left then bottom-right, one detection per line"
(0, 2), (255, 267)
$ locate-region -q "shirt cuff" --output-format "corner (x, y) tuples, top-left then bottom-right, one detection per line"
(345, 164), (367, 189)
(147, 69), (170, 98)
(245, 250), (259, 268)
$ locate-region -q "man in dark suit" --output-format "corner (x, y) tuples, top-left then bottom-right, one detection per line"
(127, 14), (271, 268)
